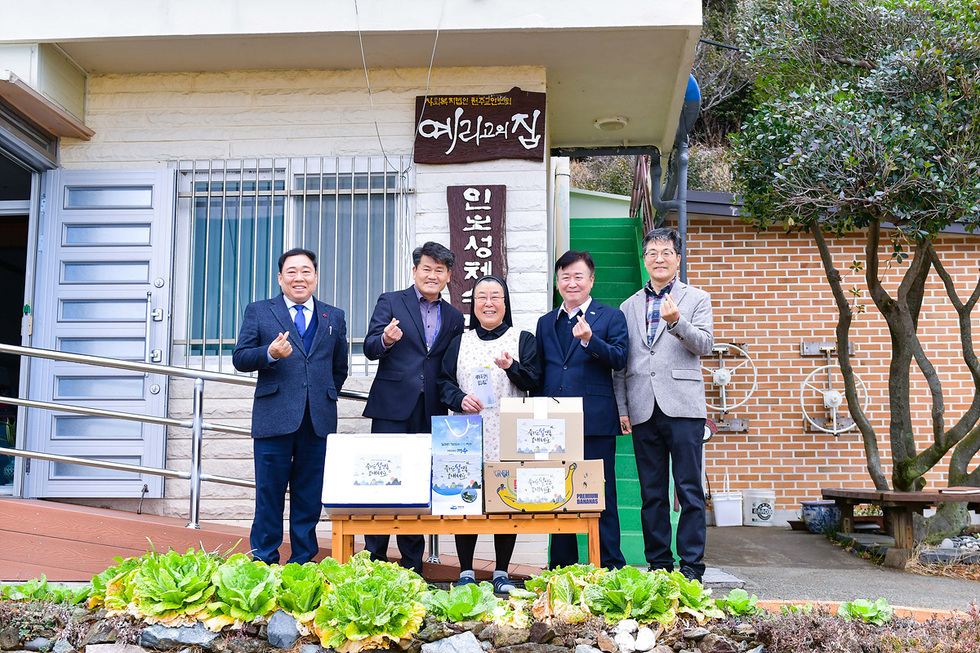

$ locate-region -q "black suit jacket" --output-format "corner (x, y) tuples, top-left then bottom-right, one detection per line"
(233, 294), (348, 438)
(363, 286), (464, 422)
(535, 300), (629, 437)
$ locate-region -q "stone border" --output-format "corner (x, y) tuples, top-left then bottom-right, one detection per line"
(755, 600), (971, 622)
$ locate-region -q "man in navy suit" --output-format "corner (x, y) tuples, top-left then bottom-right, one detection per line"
(233, 248), (348, 565)
(362, 241), (464, 574)
(536, 250), (628, 570)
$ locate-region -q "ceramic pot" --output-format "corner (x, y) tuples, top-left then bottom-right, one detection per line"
(801, 500), (841, 534)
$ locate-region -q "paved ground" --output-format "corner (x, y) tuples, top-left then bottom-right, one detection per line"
(703, 526), (980, 611)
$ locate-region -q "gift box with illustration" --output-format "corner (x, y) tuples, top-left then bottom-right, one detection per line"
(431, 415), (483, 515)
(322, 433), (432, 514)
(498, 397), (584, 461)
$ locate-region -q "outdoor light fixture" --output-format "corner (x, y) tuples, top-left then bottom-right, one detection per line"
(593, 116), (628, 131)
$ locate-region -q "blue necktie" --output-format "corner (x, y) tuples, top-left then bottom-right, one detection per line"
(293, 305), (306, 337)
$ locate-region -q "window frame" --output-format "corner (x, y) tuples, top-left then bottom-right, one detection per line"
(171, 157), (414, 375)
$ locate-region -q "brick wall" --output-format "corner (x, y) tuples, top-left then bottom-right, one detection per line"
(688, 212), (980, 519)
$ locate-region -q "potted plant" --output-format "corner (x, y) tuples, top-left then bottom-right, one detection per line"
(800, 500), (841, 534)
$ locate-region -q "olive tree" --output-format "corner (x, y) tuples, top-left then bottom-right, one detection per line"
(732, 0), (980, 531)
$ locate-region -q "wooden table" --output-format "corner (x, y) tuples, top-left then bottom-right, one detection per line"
(329, 513), (601, 566)
(821, 487), (980, 549)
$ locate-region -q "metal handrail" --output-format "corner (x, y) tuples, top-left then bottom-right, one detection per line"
(1, 395), (252, 436)
(0, 342), (369, 528)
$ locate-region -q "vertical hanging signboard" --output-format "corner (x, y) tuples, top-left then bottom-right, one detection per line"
(414, 87), (546, 164)
(447, 185), (507, 321)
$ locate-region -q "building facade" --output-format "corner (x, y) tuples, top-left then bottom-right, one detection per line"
(0, 1), (701, 567)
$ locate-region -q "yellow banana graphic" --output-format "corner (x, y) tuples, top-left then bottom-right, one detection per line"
(496, 463), (577, 511)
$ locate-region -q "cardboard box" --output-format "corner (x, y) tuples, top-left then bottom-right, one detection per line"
(483, 460), (605, 513)
(431, 415), (484, 516)
(498, 397), (584, 461)
(431, 455), (484, 515)
(322, 433), (432, 514)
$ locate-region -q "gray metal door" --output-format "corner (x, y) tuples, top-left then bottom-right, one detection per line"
(26, 169), (175, 498)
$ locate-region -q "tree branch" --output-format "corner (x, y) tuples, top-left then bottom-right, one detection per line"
(816, 49), (876, 70)
(811, 223), (888, 489)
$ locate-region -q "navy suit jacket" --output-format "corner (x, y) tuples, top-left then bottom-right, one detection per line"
(363, 286), (464, 422)
(535, 300), (629, 437)
(233, 294), (348, 438)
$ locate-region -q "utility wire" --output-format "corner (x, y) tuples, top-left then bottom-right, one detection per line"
(353, 0), (446, 177)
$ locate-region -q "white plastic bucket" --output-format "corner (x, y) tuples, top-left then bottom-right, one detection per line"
(712, 491), (743, 527)
(743, 489), (776, 526)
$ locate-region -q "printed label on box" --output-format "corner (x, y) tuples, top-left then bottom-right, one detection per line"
(353, 454), (403, 486)
(516, 418), (566, 454)
(432, 457), (482, 497)
(516, 466), (566, 504)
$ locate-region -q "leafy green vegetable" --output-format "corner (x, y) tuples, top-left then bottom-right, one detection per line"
(523, 563), (604, 594)
(133, 548), (218, 622)
(0, 575), (91, 605)
(92, 555), (143, 613)
(491, 596), (531, 629)
(668, 571), (723, 623)
(716, 588), (760, 616)
(205, 554), (280, 626)
(583, 566), (680, 625)
(421, 582), (500, 622)
(313, 552), (427, 653)
(277, 563), (326, 623)
(837, 598), (893, 624)
(780, 603), (813, 615)
(529, 566), (597, 623)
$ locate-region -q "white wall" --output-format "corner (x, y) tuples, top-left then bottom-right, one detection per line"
(57, 64), (551, 568)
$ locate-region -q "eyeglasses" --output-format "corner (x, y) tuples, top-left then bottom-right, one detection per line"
(474, 293), (505, 303)
(643, 250), (676, 260)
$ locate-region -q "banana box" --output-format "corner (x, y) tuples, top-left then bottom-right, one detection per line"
(483, 460), (604, 513)
(498, 397), (584, 461)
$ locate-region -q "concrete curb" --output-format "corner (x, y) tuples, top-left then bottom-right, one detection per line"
(755, 600), (973, 622)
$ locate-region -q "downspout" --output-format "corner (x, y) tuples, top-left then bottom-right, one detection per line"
(553, 156), (571, 256)
(649, 75), (701, 283)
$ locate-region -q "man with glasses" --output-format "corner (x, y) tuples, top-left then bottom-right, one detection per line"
(613, 228), (714, 581)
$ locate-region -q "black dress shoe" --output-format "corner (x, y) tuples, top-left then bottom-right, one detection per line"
(680, 566), (702, 582)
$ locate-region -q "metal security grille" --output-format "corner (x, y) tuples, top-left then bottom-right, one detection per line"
(173, 157), (413, 375)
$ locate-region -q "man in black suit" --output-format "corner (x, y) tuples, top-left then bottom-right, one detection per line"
(536, 250), (628, 570)
(362, 241), (464, 573)
(233, 248), (348, 564)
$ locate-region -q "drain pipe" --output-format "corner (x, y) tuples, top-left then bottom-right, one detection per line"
(554, 157), (571, 256)
(649, 75), (701, 283)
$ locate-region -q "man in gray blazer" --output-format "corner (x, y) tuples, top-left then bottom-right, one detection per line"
(613, 228), (713, 581)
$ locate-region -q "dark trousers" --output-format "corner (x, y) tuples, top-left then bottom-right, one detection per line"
(632, 404), (706, 575)
(549, 435), (626, 569)
(251, 406), (325, 565)
(455, 534), (517, 574)
(364, 393), (429, 574)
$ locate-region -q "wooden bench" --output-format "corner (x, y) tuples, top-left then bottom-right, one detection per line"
(822, 487), (980, 549)
(329, 513), (601, 567)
